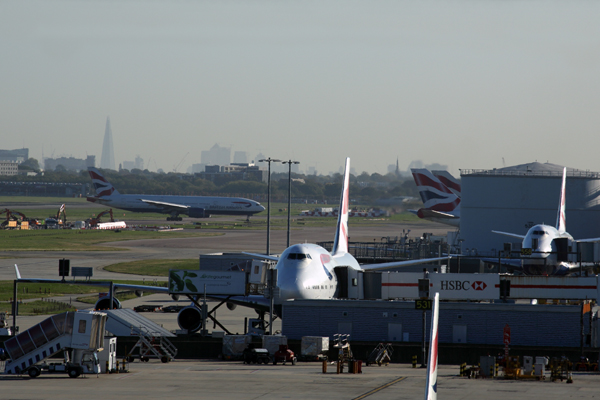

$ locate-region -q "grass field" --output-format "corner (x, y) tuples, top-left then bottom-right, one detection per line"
(0, 300), (77, 316)
(104, 259), (198, 276)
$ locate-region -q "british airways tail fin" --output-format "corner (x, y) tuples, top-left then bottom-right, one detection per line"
(425, 292), (440, 400)
(332, 157), (350, 256)
(88, 167), (120, 197)
(411, 169), (460, 216)
(556, 167), (566, 234)
(432, 170), (461, 197)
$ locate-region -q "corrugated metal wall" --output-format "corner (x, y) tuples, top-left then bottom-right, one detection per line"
(460, 172), (600, 253)
(282, 300), (591, 347)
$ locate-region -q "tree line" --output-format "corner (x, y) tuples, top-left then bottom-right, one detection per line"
(8, 158), (420, 204)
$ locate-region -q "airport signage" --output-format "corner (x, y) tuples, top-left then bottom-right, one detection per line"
(382, 273), (499, 300)
(168, 269), (246, 296)
(415, 299), (432, 310)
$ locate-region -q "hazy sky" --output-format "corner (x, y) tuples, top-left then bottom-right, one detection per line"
(2, 1), (599, 176)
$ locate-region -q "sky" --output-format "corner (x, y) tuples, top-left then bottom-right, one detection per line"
(1, 1), (599, 176)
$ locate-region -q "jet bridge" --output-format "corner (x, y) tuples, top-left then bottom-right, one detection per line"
(2, 311), (106, 375)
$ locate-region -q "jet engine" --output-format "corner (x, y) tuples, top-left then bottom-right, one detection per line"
(177, 306), (202, 333)
(226, 302), (237, 311)
(94, 296), (122, 310)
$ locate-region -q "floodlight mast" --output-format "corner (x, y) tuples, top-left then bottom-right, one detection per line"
(259, 158), (280, 255)
(282, 160), (300, 248)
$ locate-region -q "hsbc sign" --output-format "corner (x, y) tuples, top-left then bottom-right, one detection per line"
(433, 274), (499, 300)
(440, 280), (488, 291)
(382, 273), (500, 300)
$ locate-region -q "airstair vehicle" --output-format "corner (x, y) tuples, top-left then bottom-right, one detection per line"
(102, 309), (177, 363)
(2, 311), (107, 378)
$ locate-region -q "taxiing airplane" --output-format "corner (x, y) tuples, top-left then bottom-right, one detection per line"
(492, 168), (600, 276)
(410, 168), (460, 227)
(16, 158), (447, 333)
(86, 167), (265, 221)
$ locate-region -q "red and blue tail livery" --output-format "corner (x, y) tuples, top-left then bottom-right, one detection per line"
(410, 169), (460, 227)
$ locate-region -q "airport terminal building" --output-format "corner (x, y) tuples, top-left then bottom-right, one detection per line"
(459, 162), (600, 256)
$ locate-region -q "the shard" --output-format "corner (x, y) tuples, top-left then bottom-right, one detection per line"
(100, 116), (116, 170)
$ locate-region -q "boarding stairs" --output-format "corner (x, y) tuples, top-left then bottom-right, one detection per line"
(126, 326), (177, 363)
(2, 311), (106, 375)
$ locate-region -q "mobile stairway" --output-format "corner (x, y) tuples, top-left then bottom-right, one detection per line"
(2, 311), (107, 377)
(102, 309), (177, 363)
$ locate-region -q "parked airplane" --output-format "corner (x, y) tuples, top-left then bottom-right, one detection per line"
(425, 292), (440, 400)
(86, 167), (265, 221)
(492, 168), (600, 276)
(16, 158), (447, 333)
(244, 158), (448, 302)
(410, 168), (460, 227)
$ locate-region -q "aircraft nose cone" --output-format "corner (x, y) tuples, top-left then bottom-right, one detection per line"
(278, 278), (303, 301)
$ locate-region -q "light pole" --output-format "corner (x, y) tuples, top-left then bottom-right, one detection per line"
(282, 160), (299, 248)
(259, 157), (280, 255)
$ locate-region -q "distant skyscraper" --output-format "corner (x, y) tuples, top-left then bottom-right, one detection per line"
(233, 151), (248, 164)
(201, 144), (231, 166)
(100, 117), (115, 170)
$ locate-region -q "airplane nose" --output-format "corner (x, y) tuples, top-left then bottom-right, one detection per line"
(257, 203), (266, 212)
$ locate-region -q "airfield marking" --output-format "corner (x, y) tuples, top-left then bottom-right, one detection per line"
(351, 376), (406, 400)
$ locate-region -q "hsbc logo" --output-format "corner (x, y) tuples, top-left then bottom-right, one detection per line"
(440, 280), (488, 291)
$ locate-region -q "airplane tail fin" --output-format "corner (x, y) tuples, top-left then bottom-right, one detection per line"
(88, 167), (119, 197)
(556, 167), (566, 234)
(332, 157), (350, 256)
(411, 169), (460, 215)
(431, 170), (461, 197)
(425, 292), (440, 400)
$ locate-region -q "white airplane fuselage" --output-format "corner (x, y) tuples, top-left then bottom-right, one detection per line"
(89, 194), (265, 216)
(520, 223), (575, 276)
(275, 244), (362, 301)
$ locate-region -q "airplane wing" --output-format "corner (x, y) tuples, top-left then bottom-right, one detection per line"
(492, 230), (526, 240)
(415, 208), (459, 219)
(360, 256), (449, 271)
(480, 257), (522, 269)
(140, 199), (190, 210)
(576, 237), (600, 243)
(241, 252), (280, 262)
(14, 265), (170, 293)
(14, 265), (272, 314)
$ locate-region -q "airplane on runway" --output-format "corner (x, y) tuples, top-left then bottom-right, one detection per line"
(491, 167), (600, 276)
(410, 168), (460, 227)
(86, 167), (265, 221)
(16, 158), (447, 334)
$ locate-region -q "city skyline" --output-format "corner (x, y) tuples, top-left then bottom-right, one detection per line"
(2, 2), (599, 176)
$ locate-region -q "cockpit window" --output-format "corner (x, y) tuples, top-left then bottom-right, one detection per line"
(287, 253), (312, 260)
(533, 230), (547, 235)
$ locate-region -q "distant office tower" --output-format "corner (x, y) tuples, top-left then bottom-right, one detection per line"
(100, 117), (116, 170)
(233, 151), (248, 164)
(201, 144), (230, 166)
